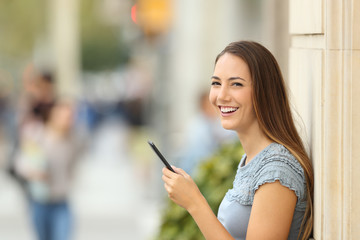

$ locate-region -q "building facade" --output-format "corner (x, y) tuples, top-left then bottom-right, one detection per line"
(289, 0), (360, 239)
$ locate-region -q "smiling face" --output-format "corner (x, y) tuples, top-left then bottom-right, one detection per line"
(209, 53), (258, 134)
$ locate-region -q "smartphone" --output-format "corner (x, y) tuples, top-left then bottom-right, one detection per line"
(147, 140), (176, 173)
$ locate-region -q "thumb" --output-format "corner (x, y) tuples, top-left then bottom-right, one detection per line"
(173, 166), (189, 177)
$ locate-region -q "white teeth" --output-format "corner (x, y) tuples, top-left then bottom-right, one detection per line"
(220, 107), (238, 113)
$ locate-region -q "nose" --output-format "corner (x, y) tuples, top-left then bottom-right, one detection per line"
(217, 85), (231, 103)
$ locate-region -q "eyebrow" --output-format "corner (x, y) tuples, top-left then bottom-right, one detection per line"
(211, 76), (246, 81)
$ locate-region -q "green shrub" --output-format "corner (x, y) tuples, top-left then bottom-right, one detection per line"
(156, 142), (244, 240)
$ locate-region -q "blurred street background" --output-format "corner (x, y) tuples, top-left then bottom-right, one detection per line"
(0, 0), (290, 239)
(0, 118), (161, 240)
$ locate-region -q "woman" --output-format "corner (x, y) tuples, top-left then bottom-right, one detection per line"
(162, 41), (313, 240)
(16, 100), (81, 240)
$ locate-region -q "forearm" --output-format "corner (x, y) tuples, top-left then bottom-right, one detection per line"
(188, 196), (234, 240)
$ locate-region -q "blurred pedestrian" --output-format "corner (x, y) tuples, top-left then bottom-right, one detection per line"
(7, 64), (56, 199)
(161, 41), (314, 240)
(15, 97), (82, 240)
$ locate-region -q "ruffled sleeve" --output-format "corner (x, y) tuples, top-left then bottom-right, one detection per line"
(224, 143), (307, 211)
(252, 152), (307, 211)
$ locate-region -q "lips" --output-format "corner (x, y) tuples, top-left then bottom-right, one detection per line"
(219, 106), (239, 114)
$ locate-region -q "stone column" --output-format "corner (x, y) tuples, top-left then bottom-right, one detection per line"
(289, 0), (360, 239)
(49, 0), (80, 98)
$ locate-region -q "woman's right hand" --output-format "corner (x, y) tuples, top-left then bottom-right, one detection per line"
(162, 166), (235, 240)
(162, 166), (205, 213)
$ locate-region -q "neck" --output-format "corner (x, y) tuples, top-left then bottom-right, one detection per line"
(237, 122), (273, 164)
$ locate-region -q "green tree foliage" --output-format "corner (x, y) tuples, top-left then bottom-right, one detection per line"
(156, 142), (244, 240)
(0, 0), (130, 71)
(0, 0), (46, 58)
(80, 0), (130, 71)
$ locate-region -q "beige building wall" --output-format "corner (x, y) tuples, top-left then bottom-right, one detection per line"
(288, 0), (360, 239)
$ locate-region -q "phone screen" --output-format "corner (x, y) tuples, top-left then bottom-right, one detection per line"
(148, 140), (175, 173)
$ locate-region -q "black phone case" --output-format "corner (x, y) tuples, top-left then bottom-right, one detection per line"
(148, 141), (175, 173)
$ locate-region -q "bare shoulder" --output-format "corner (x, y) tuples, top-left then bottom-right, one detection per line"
(246, 180), (297, 240)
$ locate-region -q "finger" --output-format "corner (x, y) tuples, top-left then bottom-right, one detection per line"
(162, 174), (172, 184)
(164, 183), (172, 195)
(163, 166), (178, 178)
(173, 166), (189, 177)
(162, 167), (171, 177)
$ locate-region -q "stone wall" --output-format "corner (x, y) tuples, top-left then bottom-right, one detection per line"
(288, 0), (360, 239)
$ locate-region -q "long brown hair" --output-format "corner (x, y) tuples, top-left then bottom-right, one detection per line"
(216, 41), (313, 240)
